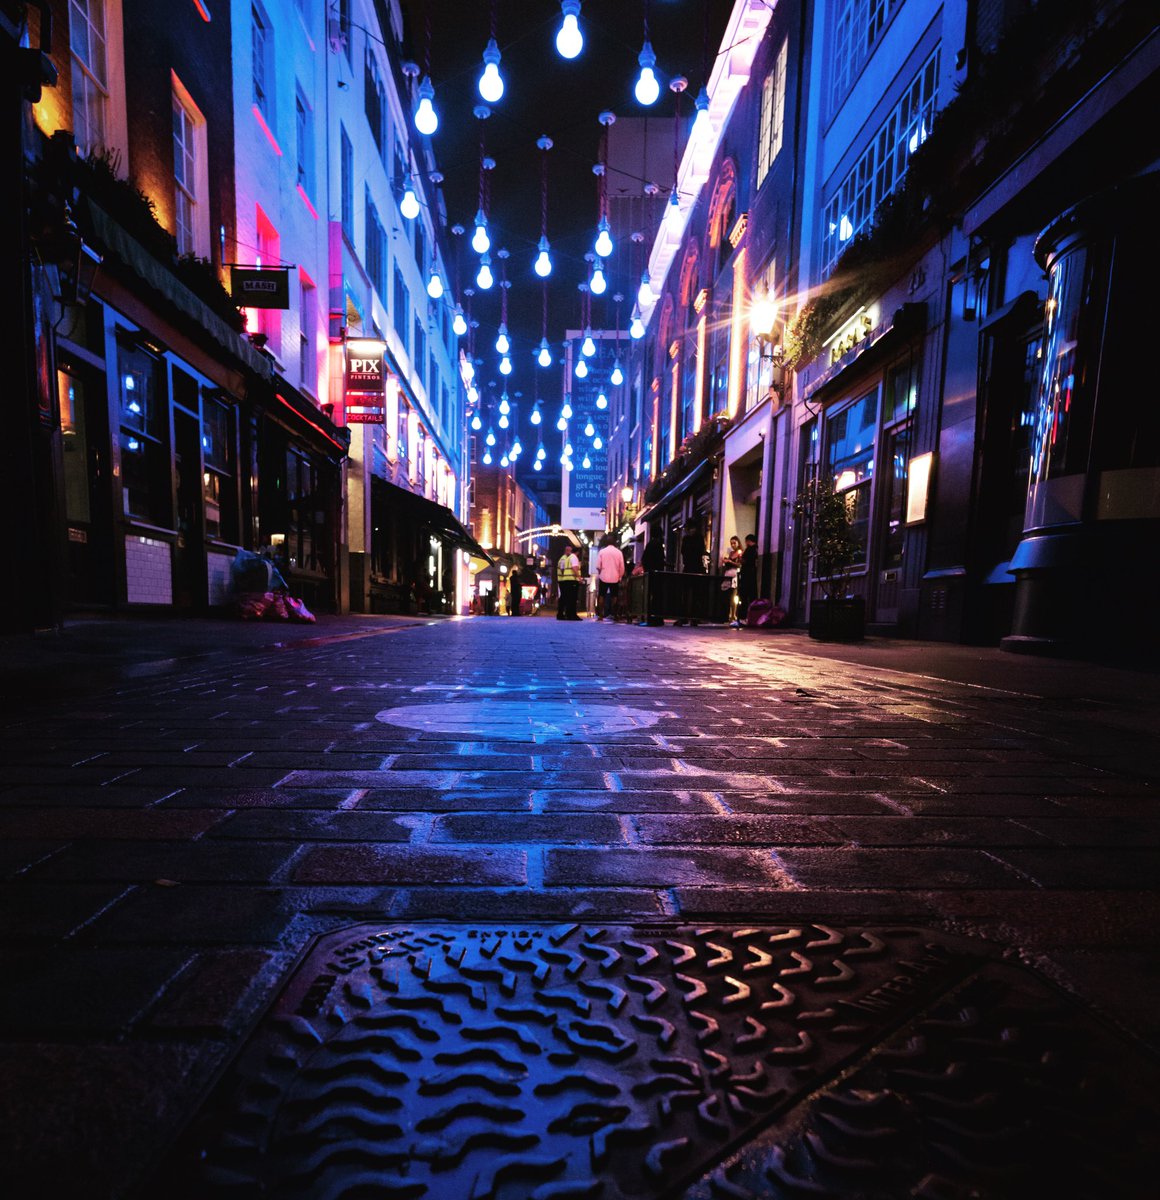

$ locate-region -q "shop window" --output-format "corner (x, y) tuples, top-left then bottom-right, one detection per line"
(880, 425), (910, 570)
(825, 389), (878, 565)
(117, 340), (169, 526)
(885, 355), (919, 424)
(793, 419), (820, 610)
(59, 370), (91, 524)
(202, 396), (237, 542)
(285, 447), (321, 572)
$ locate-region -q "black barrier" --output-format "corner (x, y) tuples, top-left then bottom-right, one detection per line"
(624, 572), (732, 624)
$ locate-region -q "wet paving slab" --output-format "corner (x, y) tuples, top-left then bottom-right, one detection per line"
(154, 920), (1159, 1199)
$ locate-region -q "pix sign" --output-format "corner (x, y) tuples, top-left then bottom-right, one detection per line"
(344, 338), (387, 424)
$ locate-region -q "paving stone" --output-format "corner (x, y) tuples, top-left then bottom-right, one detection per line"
(725, 792), (901, 814)
(0, 840), (66, 878)
(993, 847), (1160, 888)
(827, 815), (1056, 846)
(157, 786), (357, 808)
(118, 766), (291, 788)
(79, 885), (296, 944)
(394, 887), (666, 918)
(545, 847), (792, 887)
(208, 810), (414, 841)
(673, 887), (937, 918)
(28, 840), (297, 883)
(0, 783), (179, 807)
(776, 847), (1028, 889)
(0, 808), (226, 840)
(0, 882), (127, 941)
(541, 790), (720, 812)
(292, 845), (527, 886)
(1016, 816), (1160, 846)
(357, 789), (532, 810)
(633, 815), (840, 844)
(431, 813), (625, 843)
(148, 949), (282, 1033)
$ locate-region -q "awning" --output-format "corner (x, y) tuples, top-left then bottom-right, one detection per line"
(374, 478), (493, 563)
(803, 302), (927, 405)
(637, 458), (716, 523)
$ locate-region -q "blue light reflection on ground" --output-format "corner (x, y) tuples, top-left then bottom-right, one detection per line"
(375, 700), (660, 738)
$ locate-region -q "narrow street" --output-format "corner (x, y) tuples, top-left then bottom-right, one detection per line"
(2, 615), (1158, 1197)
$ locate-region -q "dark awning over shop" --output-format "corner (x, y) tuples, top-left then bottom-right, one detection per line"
(374, 478), (492, 563)
(637, 458), (715, 524)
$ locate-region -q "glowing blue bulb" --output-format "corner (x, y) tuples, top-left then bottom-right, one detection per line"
(400, 184), (420, 220)
(427, 268), (444, 299)
(498, 412), (509, 429)
(584, 419), (595, 437)
(453, 307), (468, 336)
(534, 236), (552, 277)
(483, 449), (492, 464)
(512, 437), (522, 454)
(499, 355), (512, 375)
(561, 401), (573, 419)
(581, 331), (596, 357)
(472, 209), (490, 254)
(637, 271), (653, 308)
(499, 396), (510, 415)
(536, 445), (546, 460)
(414, 76), (438, 136)
(595, 392), (608, 409)
(590, 265), (606, 295)
(575, 358), (588, 378)
(477, 256), (493, 289)
(630, 311), (644, 339)
(479, 38), (504, 103)
(610, 361), (624, 386)
(495, 325), (510, 355)
(530, 407), (542, 425)
(593, 436), (603, 449)
(634, 41), (660, 105)
(533, 458), (542, 471)
(485, 429), (496, 446)
(594, 218), (613, 258)
(556, 1), (583, 58)
(471, 413), (482, 431)
(557, 416), (567, 430)
(537, 339), (553, 367)
(582, 453), (592, 468)
(500, 453), (510, 467)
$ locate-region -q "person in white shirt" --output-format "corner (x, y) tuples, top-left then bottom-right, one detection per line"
(595, 535), (626, 622)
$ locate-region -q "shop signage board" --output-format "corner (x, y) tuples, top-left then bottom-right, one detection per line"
(344, 339), (387, 424)
(561, 406), (609, 530)
(230, 267), (290, 309)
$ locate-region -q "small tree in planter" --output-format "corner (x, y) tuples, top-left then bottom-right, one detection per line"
(794, 475), (865, 641)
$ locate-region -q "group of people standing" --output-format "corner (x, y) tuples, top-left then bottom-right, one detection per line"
(554, 537), (627, 621)
(721, 533), (759, 628)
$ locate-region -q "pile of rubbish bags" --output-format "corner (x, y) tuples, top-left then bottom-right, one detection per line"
(230, 550), (316, 623)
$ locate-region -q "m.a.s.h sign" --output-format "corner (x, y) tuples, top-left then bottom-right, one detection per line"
(230, 267), (290, 309)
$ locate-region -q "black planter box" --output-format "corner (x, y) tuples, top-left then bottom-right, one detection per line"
(808, 596), (865, 642)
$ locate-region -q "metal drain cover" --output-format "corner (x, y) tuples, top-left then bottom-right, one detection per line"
(158, 923), (1158, 1198)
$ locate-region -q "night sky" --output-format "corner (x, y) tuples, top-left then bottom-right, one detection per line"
(399, 0), (735, 492)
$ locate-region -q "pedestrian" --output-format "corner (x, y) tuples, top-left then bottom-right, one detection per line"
(556, 543), (582, 621)
(737, 533), (758, 625)
(722, 535), (743, 626)
(674, 520), (706, 626)
(508, 564), (521, 616)
(595, 535), (626, 622)
(640, 529), (665, 625)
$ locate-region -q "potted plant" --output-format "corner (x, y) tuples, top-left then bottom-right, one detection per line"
(794, 475), (865, 642)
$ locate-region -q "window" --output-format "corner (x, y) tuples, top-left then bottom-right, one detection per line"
(338, 0), (352, 63)
(299, 273), (317, 393)
(340, 125), (353, 241)
(825, 389), (878, 566)
(295, 87), (314, 195)
(117, 341), (169, 525)
(415, 222), (427, 276)
(365, 190), (387, 302)
(469, 435), (477, 464)
(746, 258), (777, 412)
(285, 447), (322, 572)
(830, 0), (899, 113)
(756, 39), (788, 188)
(365, 51), (385, 156)
(413, 317), (426, 383)
(821, 48), (939, 277)
(70, 0), (108, 153)
(202, 396), (237, 542)
(251, 3), (273, 120)
(393, 265), (409, 348)
(172, 90), (199, 257)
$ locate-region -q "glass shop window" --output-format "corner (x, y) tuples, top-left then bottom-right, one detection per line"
(285, 448), (321, 572)
(201, 397), (238, 542)
(118, 341), (170, 526)
(825, 388), (878, 566)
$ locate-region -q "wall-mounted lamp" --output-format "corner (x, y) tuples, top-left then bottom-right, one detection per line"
(750, 291), (787, 402)
(54, 207), (102, 308)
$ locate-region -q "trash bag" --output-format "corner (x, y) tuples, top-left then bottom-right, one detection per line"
(746, 599), (787, 628)
(286, 596), (316, 624)
(264, 593), (289, 621)
(237, 591), (273, 620)
(231, 549), (288, 594)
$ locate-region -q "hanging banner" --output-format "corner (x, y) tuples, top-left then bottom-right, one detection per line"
(229, 267), (290, 309)
(344, 338), (387, 424)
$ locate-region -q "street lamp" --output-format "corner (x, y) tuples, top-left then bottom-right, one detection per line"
(751, 291), (788, 402)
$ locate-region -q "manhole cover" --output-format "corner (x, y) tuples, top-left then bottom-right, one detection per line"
(157, 923), (1158, 1198)
(376, 701), (661, 738)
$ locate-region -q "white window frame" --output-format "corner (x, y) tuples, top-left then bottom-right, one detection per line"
(171, 74), (210, 259)
(820, 47), (940, 278)
(68, 0), (128, 163)
(756, 39), (788, 189)
(251, 1), (274, 122)
(830, 0), (898, 115)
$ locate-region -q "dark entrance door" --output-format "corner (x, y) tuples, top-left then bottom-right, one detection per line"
(173, 409), (206, 610)
(59, 367), (115, 606)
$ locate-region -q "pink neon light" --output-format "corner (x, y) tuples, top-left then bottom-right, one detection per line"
(297, 185), (319, 220)
(192, 0), (211, 20)
(251, 105), (283, 156)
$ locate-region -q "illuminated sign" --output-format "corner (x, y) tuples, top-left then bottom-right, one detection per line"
(826, 308), (876, 365)
(344, 339), (386, 424)
(230, 267), (290, 309)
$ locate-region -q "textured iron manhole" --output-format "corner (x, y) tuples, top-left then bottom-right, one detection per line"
(158, 923), (1158, 1198)
(375, 701), (662, 737)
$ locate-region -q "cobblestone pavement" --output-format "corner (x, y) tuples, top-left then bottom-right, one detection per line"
(2, 614), (1159, 1197)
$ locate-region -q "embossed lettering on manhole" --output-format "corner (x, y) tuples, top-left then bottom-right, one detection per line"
(159, 924), (1159, 1199)
(376, 700), (661, 738)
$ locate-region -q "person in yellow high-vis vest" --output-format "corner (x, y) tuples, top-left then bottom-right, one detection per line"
(556, 545), (582, 621)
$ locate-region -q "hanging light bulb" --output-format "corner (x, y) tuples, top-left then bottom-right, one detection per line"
(590, 264), (607, 295)
(462, 359), (475, 382)
(635, 41), (660, 106)
(561, 400), (573, 419)
(472, 209), (490, 254)
(500, 451), (510, 467)
(594, 217), (613, 258)
(427, 266), (444, 299)
(531, 404), (542, 425)
(637, 271), (653, 308)
(537, 338), (553, 367)
(495, 324), (510, 355)
(512, 435), (522, 455)
(453, 306), (468, 336)
(582, 452), (592, 469)
(400, 181), (420, 220)
(498, 411), (509, 429)
(692, 85), (711, 142)
(593, 435), (603, 449)
(499, 395), (511, 415)
(557, 415), (567, 431)
(555, 0), (583, 58)
(485, 428), (496, 446)
(414, 76), (439, 136)
(533, 236), (552, 278)
(581, 328), (596, 357)
(665, 188), (682, 231)
(610, 359), (624, 386)
(584, 418), (595, 437)
(533, 458), (542, 471)
(536, 445), (546, 460)
(562, 455), (573, 470)
(575, 358), (588, 379)
(564, 441), (573, 456)
(483, 448), (493, 464)
(477, 254), (494, 289)
(470, 411), (482, 431)
(630, 308), (645, 339)
(499, 355), (512, 375)
(595, 391), (608, 410)
(478, 38), (504, 103)
(467, 384), (479, 403)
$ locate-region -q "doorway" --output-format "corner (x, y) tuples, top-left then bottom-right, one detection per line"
(173, 409), (206, 609)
